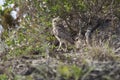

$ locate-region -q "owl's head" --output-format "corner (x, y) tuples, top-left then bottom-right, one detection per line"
(52, 16), (62, 25)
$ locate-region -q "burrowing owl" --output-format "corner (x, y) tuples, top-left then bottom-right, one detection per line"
(52, 17), (74, 51)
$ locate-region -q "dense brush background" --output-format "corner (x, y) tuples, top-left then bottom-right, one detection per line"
(0, 0), (120, 80)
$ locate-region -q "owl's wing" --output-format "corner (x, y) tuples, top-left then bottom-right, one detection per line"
(56, 26), (74, 44)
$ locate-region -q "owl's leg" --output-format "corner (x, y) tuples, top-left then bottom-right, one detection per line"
(64, 45), (67, 52)
(57, 42), (62, 51)
(63, 43), (68, 52)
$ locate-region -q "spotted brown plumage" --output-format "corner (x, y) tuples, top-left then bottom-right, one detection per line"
(52, 17), (74, 51)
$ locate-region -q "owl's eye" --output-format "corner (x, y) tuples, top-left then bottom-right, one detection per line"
(54, 20), (57, 22)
